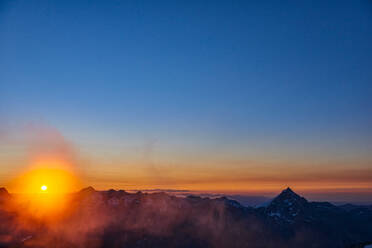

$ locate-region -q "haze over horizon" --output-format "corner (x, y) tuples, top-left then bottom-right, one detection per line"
(1, 0), (372, 203)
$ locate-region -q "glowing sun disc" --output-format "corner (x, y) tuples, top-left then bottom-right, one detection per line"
(41, 185), (48, 191)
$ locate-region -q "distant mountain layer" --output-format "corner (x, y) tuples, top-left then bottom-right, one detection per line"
(0, 186), (371, 248)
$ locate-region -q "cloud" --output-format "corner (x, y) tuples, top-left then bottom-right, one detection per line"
(22, 122), (78, 167)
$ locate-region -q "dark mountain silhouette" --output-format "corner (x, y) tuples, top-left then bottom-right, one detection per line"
(79, 186), (96, 194)
(264, 187), (308, 222)
(0, 187), (10, 198)
(0, 187), (371, 248)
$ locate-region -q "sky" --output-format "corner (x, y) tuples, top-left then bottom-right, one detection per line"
(1, 0), (372, 201)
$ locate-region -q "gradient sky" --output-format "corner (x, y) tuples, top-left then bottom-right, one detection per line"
(1, 0), (372, 200)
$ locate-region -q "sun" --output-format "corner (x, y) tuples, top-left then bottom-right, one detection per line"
(11, 166), (81, 194)
(41, 185), (48, 191)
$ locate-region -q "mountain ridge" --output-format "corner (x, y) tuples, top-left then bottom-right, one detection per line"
(0, 186), (371, 248)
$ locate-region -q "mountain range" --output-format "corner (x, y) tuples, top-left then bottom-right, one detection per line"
(0, 186), (371, 248)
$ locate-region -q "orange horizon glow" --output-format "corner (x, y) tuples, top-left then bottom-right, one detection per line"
(2, 155), (372, 204)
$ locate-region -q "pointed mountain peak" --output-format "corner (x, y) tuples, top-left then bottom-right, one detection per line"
(0, 187), (11, 200)
(265, 187), (308, 221)
(0, 187), (9, 194)
(79, 186), (96, 194)
(0, 187), (10, 196)
(283, 187), (294, 193)
(277, 187), (302, 200)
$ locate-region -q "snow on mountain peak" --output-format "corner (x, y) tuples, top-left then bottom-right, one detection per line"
(265, 187), (308, 222)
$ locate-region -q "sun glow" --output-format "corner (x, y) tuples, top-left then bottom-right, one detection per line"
(9, 159), (82, 218)
(13, 168), (79, 194)
(41, 185), (48, 191)
(11, 158), (81, 194)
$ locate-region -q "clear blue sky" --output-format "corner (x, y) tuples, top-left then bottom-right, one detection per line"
(1, 0), (372, 194)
